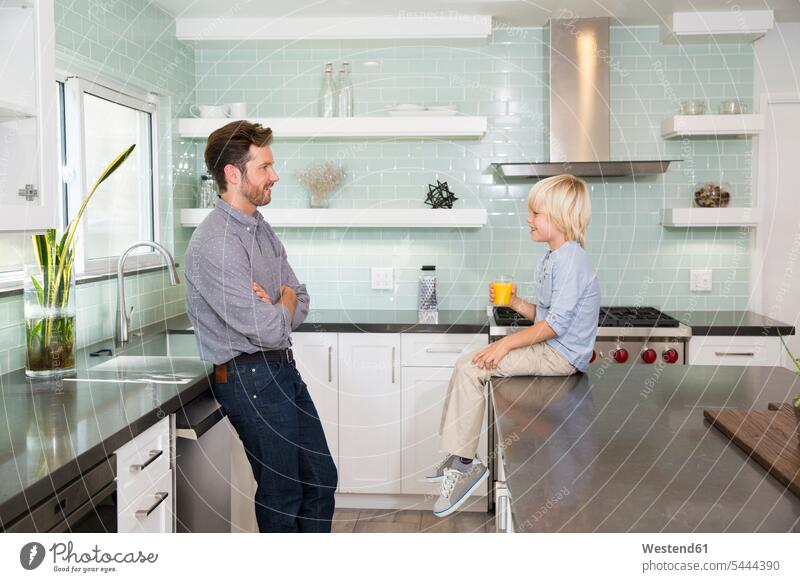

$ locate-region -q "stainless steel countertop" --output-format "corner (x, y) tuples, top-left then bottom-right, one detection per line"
(491, 366), (800, 532)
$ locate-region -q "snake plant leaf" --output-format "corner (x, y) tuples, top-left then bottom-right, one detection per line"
(779, 334), (800, 376)
(30, 275), (44, 306)
(51, 144), (136, 302)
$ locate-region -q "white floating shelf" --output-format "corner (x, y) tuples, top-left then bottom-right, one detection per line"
(0, 99), (35, 122)
(176, 16), (492, 41)
(661, 10), (774, 44)
(180, 208), (488, 229)
(660, 207), (760, 228)
(661, 114), (764, 138)
(178, 116), (487, 139)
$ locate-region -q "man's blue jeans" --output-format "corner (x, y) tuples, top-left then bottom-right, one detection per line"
(211, 358), (338, 532)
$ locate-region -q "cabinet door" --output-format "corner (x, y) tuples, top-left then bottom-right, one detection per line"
(0, 0), (58, 231)
(401, 366), (488, 496)
(291, 332), (339, 465)
(338, 333), (401, 494)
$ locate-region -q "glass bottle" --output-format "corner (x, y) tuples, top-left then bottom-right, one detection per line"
(336, 61), (353, 117)
(319, 63), (336, 118)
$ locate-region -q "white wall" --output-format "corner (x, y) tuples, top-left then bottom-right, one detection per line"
(752, 23), (800, 368)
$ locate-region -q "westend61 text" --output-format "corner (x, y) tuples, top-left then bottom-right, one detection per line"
(642, 543), (708, 554)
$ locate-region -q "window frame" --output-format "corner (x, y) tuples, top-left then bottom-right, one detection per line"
(61, 74), (162, 277)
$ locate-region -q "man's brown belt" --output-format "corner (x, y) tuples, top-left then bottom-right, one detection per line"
(214, 349), (294, 384)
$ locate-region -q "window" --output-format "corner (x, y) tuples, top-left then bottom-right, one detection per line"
(0, 76), (160, 287)
(63, 77), (159, 275)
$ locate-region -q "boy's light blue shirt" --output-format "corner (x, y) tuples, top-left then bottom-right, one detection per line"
(533, 240), (600, 373)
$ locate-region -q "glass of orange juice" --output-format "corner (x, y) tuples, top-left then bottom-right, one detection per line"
(492, 275), (513, 306)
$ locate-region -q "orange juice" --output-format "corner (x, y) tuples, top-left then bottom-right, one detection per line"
(493, 281), (513, 305)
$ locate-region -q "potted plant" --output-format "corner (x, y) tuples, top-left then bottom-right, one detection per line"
(778, 335), (800, 422)
(24, 145), (136, 378)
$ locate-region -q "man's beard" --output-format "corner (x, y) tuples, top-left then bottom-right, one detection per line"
(241, 172), (271, 207)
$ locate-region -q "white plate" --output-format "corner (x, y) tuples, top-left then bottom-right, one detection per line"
(387, 110), (459, 117)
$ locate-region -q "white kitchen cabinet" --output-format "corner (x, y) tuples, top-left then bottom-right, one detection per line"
(400, 333), (489, 497)
(400, 366), (489, 496)
(118, 469), (173, 533)
(114, 417), (173, 533)
(0, 0), (58, 231)
(291, 332), (339, 465)
(689, 335), (782, 367)
(338, 333), (402, 494)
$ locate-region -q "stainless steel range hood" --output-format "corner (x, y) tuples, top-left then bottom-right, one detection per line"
(492, 18), (678, 180)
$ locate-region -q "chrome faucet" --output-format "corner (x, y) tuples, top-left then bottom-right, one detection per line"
(116, 241), (181, 346)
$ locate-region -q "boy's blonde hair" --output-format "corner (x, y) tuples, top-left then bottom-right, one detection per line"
(527, 174), (591, 248)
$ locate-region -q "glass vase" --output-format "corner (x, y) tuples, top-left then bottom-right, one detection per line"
(24, 263), (77, 378)
(309, 192), (330, 208)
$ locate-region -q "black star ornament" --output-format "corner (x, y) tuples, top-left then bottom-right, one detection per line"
(424, 180), (458, 209)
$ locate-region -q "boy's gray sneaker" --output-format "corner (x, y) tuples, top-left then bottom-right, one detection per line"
(433, 461), (489, 517)
(425, 454), (458, 483)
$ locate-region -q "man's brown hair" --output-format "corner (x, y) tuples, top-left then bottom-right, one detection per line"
(204, 121), (273, 192)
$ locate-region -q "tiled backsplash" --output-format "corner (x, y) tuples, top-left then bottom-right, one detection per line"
(0, 0), (195, 375)
(191, 27), (754, 312)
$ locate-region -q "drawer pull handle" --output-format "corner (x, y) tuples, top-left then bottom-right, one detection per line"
(425, 347), (464, 354)
(391, 347), (396, 384)
(130, 449), (163, 473)
(328, 346), (332, 383)
(714, 351), (755, 357)
(135, 492), (169, 519)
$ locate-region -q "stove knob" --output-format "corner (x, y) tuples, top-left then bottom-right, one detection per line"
(641, 348), (657, 364)
(662, 348), (679, 364)
(613, 348), (629, 363)
(590, 350), (596, 364)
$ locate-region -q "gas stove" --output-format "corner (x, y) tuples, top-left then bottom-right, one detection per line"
(489, 306), (692, 365)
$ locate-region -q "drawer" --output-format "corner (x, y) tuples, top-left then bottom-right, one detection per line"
(118, 469), (173, 533)
(401, 333), (487, 368)
(115, 417), (170, 504)
(688, 336), (782, 367)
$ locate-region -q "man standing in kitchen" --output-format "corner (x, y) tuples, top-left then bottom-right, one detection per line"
(184, 120), (337, 532)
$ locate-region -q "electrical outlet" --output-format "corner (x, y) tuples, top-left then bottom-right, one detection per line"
(690, 269), (713, 292)
(371, 267), (394, 290)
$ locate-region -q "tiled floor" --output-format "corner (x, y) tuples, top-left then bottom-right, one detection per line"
(332, 509), (495, 533)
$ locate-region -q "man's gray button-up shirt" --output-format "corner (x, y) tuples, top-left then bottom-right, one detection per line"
(184, 197), (310, 365)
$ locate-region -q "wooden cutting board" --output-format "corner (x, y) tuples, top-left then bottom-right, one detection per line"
(704, 403), (800, 497)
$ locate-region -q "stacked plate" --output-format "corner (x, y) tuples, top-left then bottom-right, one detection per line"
(386, 104), (459, 117)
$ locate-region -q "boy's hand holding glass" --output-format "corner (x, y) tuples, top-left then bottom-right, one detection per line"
(489, 279), (519, 311)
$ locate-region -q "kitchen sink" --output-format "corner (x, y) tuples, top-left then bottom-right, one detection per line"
(84, 332), (208, 383)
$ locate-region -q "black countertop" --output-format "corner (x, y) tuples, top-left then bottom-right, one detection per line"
(664, 310), (795, 337)
(0, 318), (213, 528)
(167, 308), (794, 337)
(492, 366), (800, 532)
(167, 309), (491, 335)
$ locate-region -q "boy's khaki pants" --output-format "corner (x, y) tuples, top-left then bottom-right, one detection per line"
(439, 342), (577, 459)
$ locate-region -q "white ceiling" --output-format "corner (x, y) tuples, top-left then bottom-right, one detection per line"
(153, 0), (800, 25)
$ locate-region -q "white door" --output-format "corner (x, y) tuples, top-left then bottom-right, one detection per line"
(401, 366), (489, 496)
(291, 332), (339, 465)
(759, 99), (800, 366)
(338, 333), (401, 494)
(0, 0), (58, 231)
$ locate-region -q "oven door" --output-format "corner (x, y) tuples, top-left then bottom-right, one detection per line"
(5, 456), (117, 533)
